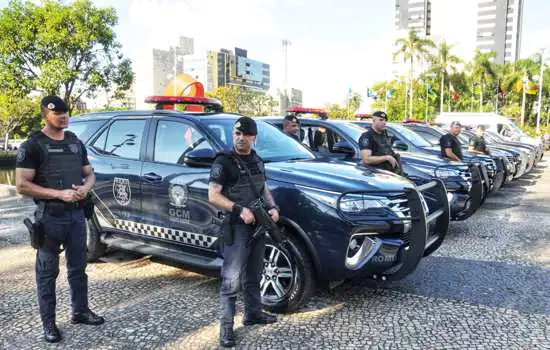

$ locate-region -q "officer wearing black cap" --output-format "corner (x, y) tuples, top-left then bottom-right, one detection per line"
(15, 95), (104, 343)
(208, 116), (279, 347)
(358, 111), (401, 173)
(282, 114), (301, 142)
(468, 125), (490, 155)
(440, 121), (464, 161)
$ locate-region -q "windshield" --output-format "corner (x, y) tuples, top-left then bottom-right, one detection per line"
(333, 122), (366, 143)
(200, 117), (315, 162)
(390, 124), (432, 147)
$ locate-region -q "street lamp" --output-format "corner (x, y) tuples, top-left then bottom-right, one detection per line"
(536, 48), (546, 134)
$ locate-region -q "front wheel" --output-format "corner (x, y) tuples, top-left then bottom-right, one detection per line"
(261, 232), (315, 314)
(86, 215), (107, 262)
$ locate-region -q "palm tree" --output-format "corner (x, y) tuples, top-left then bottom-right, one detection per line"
(394, 30), (435, 118)
(430, 41), (461, 113)
(471, 50), (497, 112)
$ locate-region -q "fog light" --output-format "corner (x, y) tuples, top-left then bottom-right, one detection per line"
(345, 234), (382, 270)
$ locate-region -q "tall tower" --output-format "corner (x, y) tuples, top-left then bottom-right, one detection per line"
(476, 0), (524, 64)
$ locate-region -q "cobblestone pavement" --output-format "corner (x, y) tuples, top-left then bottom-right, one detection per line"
(0, 162), (549, 349)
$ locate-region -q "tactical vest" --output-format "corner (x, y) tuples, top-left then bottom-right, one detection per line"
(222, 152), (266, 207)
(367, 128), (395, 172)
(31, 131), (84, 190)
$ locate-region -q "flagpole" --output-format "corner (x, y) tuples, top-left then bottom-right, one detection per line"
(385, 88), (388, 112)
(521, 73), (527, 126)
(425, 84), (428, 122)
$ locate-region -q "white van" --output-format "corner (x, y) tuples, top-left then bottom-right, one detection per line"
(435, 112), (543, 148)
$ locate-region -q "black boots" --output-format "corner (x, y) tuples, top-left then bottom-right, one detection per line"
(71, 309), (105, 325)
(243, 312), (277, 326)
(43, 322), (61, 343)
(220, 326), (236, 348)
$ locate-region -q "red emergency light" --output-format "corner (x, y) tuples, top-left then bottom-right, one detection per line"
(354, 113), (372, 119)
(145, 96), (224, 113)
(287, 107), (328, 119)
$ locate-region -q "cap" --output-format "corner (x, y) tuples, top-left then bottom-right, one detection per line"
(372, 111), (388, 120)
(450, 121), (462, 128)
(41, 95), (68, 113)
(284, 114), (299, 124)
(234, 116), (257, 136)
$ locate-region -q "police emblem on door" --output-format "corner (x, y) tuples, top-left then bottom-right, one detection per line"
(113, 177), (131, 206)
(169, 184), (188, 208)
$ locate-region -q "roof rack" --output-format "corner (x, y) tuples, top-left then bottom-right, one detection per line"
(145, 96), (224, 113)
(287, 107), (328, 120)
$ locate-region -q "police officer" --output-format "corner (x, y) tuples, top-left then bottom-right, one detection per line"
(282, 114), (301, 142)
(469, 125), (490, 155)
(358, 111), (401, 173)
(15, 96), (104, 343)
(440, 121), (464, 161)
(208, 116), (279, 348)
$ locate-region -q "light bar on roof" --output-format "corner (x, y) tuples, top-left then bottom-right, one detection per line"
(145, 96), (224, 112)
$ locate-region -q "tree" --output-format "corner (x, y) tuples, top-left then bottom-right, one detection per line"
(430, 41), (461, 113)
(206, 86), (278, 116)
(394, 30), (435, 118)
(0, 93), (40, 149)
(470, 50), (497, 112)
(0, 0), (133, 114)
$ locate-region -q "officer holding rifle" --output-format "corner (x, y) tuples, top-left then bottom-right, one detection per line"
(208, 116), (281, 348)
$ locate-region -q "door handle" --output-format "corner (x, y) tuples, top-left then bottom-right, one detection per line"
(111, 163), (129, 169)
(143, 172), (162, 182)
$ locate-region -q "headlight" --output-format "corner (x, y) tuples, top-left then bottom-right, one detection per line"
(339, 194), (389, 213)
(435, 168), (460, 178)
(297, 186), (392, 214)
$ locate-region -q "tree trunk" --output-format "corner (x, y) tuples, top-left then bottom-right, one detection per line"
(440, 72), (445, 114)
(521, 83), (526, 126)
(448, 79), (452, 112)
(409, 58), (414, 118)
(3, 133), (8, 151)
(479, 81), (484, 112)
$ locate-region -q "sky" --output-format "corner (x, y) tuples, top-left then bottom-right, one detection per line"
(1, 0), (550, 107)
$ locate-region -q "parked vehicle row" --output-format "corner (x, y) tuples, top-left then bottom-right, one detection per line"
(69, 98), (540, 313)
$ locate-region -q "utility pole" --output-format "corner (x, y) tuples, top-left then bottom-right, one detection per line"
(282, 39), (292, 97)
(536, 48), (546, 135)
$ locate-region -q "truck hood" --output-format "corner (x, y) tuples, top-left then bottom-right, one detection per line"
(398, 151), (464, 167)
(265, 159), (415, 193)
(421, 146), (491, 163)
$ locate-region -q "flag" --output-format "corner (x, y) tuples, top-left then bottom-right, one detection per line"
(450, 84), (460, 101)
(367, 88), (377, 100)
(526, 83), (539, 95)
(386, 89), (393, 98)
(498, 85), (504, 100)
(427, 86), (438, 98)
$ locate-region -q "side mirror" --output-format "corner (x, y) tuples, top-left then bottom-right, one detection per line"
(332, 140), (355, 155)
(184, 148), (216, 167)
(392, 140), (408, 151)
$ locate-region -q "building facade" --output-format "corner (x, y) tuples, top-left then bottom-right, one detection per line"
(207, 48), (270, 92)
(476, 0), (524, 64)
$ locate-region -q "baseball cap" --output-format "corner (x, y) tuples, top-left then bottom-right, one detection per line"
(372, 111), (388, 120)
(41, 95), (68, 113)
(234, 116), (257, 136)
(450, 121), (462, 128)
(284, 114), (299, 123)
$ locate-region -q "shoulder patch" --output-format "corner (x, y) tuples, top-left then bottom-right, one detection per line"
(211, 163), (223, 178)
(16, 146), (26, 162)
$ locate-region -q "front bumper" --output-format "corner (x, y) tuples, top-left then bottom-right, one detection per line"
(341, 180), (449, 282)
(449, 192), (474, 221)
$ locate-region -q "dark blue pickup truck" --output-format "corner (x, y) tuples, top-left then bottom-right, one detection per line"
(69, 97), (449, 313)
(262, 117), (483, 221)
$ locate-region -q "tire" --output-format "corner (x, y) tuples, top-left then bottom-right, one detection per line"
(261, 229), (315, 314)
(86, 216), (107, 262)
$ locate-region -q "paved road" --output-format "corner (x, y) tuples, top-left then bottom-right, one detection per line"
(0, 163), (549, 349)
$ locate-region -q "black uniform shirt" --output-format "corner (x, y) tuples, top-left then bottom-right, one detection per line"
(358, 127), (397, 171)
(469, 135), (489, 154)
(209, 150), (263, 188)
(16, 131), (89, 187)
(440, 133), (463, 160)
